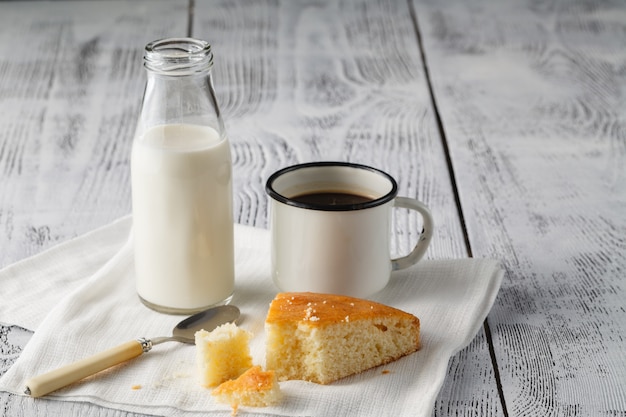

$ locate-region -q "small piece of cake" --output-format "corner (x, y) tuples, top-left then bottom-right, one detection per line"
(195, 323), (253, 387)
(265, 292), (420, 384)
(212, 365), (282, 409)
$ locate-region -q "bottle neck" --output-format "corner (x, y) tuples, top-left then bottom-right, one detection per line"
(136, 38), (224, 135)
(143, 38), (213, 76)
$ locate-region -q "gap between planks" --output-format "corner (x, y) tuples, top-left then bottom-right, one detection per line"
(188, 0), (195, 37)
(407, 1), (511, 416)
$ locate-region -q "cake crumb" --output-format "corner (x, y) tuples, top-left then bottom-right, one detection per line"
(212, 366), (282, 409)
(195, 323), (253, 387)
(131, 384), (142, 390)
(382, 370), (392, 375)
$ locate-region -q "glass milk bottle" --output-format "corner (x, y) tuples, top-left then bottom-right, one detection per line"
(131, 38), (234, 314)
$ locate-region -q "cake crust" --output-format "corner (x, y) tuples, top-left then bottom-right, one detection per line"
(266, 292), (420, 332)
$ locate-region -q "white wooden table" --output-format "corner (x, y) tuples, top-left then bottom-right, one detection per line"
(1, 0), (624, 416)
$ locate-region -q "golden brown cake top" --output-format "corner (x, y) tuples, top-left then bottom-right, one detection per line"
(266, 292), (419, 327)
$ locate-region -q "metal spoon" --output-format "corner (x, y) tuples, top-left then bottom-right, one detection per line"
(24, 304), (240, 398)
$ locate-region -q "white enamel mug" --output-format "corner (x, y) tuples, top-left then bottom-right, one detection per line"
(265, 162), (434, 298)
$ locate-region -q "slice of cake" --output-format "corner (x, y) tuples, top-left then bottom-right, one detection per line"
(265, 292), (420, 384)
(195, 323), (253, 387)
(212, 365), (282, 408)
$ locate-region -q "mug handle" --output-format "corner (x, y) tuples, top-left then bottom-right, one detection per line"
(391, 197), (434, 271)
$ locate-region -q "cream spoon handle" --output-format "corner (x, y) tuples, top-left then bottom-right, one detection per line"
(24, 339), (149, 398)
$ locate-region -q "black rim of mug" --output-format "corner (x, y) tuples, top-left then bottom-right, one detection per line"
(265, 161), (399, 211)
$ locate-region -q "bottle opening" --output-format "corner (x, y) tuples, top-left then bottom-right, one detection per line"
(144, 38), (213, 75)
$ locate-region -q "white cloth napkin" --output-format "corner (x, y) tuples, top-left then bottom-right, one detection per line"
(0, 216), (503, 417)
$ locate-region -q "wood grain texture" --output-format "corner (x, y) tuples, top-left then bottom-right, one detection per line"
(0, 0), (188, 268)
(195, 0), (469, 253)
(414, 0), (626, 415)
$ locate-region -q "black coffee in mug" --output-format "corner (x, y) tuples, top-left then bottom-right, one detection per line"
(291, 191), (373, 206)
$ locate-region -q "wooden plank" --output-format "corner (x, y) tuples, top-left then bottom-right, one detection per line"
(414, 0), (626, 415)
(0, 1), (187, 416)
(194, 0), (502, 415)
(0, 0), (188, 268)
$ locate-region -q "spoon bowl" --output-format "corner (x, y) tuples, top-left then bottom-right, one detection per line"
(152, 304), (240, 345)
